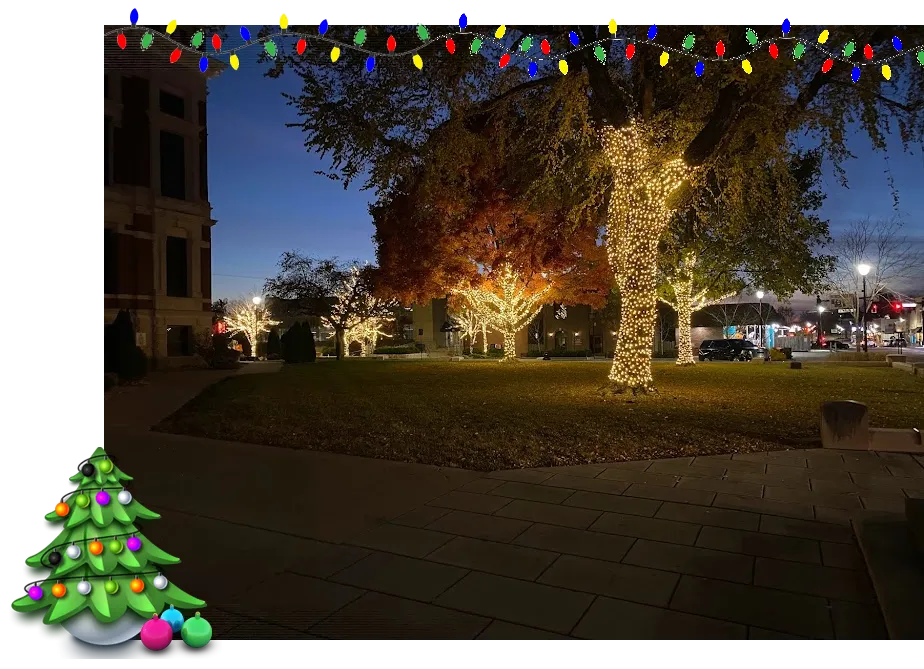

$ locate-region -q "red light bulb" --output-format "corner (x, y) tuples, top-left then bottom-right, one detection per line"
(768, 43), (778, 59)
(540, 39), (550, 55)
(716, 40), (725, 57)
(117, 33), (127, 50)
(296, 39), (306, 55)
(387, 35), (396, 52)
(446, 38), (455, 54)
(169, 48), (181, 63)
(211, 34), (221, 50)
(499, 53), (511, 68)
(626, 44), (636, 60)
(822, 58), (834, 73)
(863, 44), (873, 59)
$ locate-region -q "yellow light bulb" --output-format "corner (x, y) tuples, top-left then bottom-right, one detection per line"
(559, 59), (568, 75)
(230, 53), (239, 70)
(331, 47), (341, 63)
(608, 20), (617, 34)
(818, 30), (829, 44)
(742, 59), (752, 74)
(166, 20), (177, 35)
(495, 25), (506, 39)
(659, 51), (669, 67)
(280, 14), (288, 30)
(881, 64), (892, 80)
(412, 54), (423, 70)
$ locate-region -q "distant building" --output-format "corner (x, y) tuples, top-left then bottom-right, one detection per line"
(104, 29), (222, 366)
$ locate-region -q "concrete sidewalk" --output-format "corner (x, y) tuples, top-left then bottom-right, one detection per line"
(103, 366), (909, 639)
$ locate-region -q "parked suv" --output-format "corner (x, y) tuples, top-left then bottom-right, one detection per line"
(699, 339), (766, 362)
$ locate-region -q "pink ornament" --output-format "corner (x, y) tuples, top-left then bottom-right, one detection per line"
(126, 537), (142, 552)
(96, 490), (111, 506)
(140, 614), (173, 651)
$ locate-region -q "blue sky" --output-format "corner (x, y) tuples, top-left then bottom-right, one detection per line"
(206, 54), (924, 301)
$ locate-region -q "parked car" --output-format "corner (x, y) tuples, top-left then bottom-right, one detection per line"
(828, 340), (851, 350)
(699, 339), (766, 362)
(886, 336), (907, 347)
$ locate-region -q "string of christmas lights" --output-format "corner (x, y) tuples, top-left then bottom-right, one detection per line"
(109, 9), (924, 79)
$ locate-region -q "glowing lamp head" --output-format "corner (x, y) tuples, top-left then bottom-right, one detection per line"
(756, 291), (764, 299)
(857, 263), (871, 276)
(252, 296), (262, 305)
(818, 305), (825, 313)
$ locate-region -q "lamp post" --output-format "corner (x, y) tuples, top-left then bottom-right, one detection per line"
(816, 296), (825, 347)
(756, 290), (764, 347)
(857, 263), (870, 352)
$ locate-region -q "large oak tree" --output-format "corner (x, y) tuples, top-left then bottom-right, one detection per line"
(262, 23), (924, 391)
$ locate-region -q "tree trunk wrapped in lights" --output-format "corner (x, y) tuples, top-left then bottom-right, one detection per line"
(454, 304), (484, 355)
(322, 265), (398, 360)
(603, 124), (688, 392)
(344, 317), (393, 357)
(659, 252), (737, 366)
(224, 300), (281, 359)
(457, 265), (551, 362)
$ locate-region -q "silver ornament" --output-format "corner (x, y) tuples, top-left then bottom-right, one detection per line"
(153, 574), (168, 590)
(77, 580), (92, 595)
(66, 544), (81, 560)
(117, 489), (133, 505)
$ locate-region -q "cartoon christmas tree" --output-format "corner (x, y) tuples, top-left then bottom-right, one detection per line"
(12, 448), (205, 645)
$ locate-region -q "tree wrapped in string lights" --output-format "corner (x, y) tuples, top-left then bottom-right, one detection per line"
(323, 265), (398, 358)
(449, 300), (488, 355)
(11, 447), (204, 645)
(659, 251), (737, 366)
(603, 123), (688, 390)
(343, 316), (394, 356)
(456, 265), (551, 361)
(224, 298), (280, 359)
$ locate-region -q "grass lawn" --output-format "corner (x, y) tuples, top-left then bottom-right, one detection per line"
(155, 360), (924, 471)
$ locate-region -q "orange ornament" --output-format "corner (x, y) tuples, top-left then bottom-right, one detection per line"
(88, 541), (103, 555)
(130, 578), (145, 593)
(54, 502), (70, 517)
(52, 583), (67, 598)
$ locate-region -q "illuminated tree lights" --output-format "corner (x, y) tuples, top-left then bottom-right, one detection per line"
(323, 265), (398, 358)
(224, 300), (281, 358)
(457, 265), (551, 361)
(603, 124), (687, 392)
(454, 303), (487, 355)
(659, 252), (736, 366)
(343, 317), (394, 356)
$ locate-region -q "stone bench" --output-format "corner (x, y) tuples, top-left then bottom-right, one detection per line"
(886, 354), (907, 365)
(821, 400), (922, 453)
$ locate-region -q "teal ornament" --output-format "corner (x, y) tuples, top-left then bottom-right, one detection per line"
(181, 612), (212, 648)
(161, 605), (185, 633)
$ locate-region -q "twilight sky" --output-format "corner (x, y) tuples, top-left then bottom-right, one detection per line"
(206, 44), (924, 303)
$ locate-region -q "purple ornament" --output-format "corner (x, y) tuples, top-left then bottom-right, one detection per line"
(126, 537), (142, 552)
(28, 586), (43, 601)
(96, 490), (111, 506)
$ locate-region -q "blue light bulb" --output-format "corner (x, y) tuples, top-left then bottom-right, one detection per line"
(782, 19), (790, 35)
(892, 36), (902, 51)
(240, 26), (251, 41)
(851, 66), (860, 83)
(695, 61), (704, 77)
(528, 62), (538, 78)
(199, 57), (208, 73)
(130, 8), (138, 26)
(319, 20), (329, 35)
(648, 25), (658, 40)
(459, 14), (468, 30)
(569, 31), (579, 46)
(366, 56), (375, 72)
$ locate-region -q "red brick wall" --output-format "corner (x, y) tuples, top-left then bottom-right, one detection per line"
(114, 233), (154, 296)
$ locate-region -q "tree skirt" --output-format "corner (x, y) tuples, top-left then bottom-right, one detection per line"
(61, 609), (147, 646)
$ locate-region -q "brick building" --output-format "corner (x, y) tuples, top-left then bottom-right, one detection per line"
(104, 32), (222, 365)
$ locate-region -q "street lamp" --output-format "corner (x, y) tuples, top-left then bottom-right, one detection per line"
(816, 296), (825, 347)
(857, 263), (871, 352)
(756, 291), (765, 346)
(252, 296), (262, 305)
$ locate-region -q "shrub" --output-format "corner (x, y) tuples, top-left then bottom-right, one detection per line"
(374, 345), (418, 355)
(779, 347), (793, 360)
(769, 348), (788, 362)
(830, 351), (888, 362)
(267, 329), (282, 357)
(107, 310), (138, 380)
(414, 342), (426, 353)
(301, 322), (317, 362)
(196, 332), (242, 369)
(282, 322), (303, 363)
(487, 348), (505, 358)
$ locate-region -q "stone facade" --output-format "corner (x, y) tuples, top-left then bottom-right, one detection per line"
(104, 38), (222, 367)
